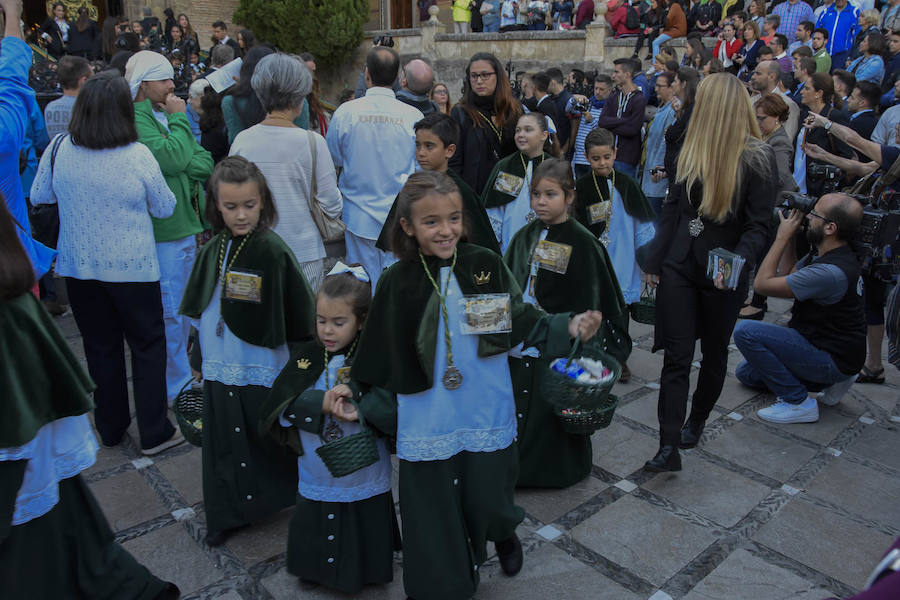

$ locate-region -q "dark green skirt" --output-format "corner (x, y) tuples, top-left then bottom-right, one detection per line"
(0, 472), (168, 599)
(202, 381), (298, 536)
(287, 491), (400, 593)
(399, 445), (524, 600)
(510, 355), (593, 489)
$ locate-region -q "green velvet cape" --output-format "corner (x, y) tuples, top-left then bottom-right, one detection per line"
(0, 293), (95, 448)
(503, 218), (632, 363)
(350, 242), (572, 394)
(574, 170), (656, 239)
(482, 151), (548, 209)
(376, 169), (500, 255)
(179, 229), (316, 349)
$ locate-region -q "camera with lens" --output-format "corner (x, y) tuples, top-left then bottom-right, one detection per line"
(572, 100), (590, 113)
(374, 35), (394, 47)
(807, 163), (844, 194)
(855, 192), (900, 282)
(776, 192), (818, 218)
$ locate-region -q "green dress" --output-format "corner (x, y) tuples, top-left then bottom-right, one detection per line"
(261, 340), (400, 594)
(504, 218), (632, 488)
(351, 243), (576, 600)
(0, 293), (168, 599)
(180, 229), (317, 537)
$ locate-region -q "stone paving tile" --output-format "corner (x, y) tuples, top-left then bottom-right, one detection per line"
(643, 459), (772, 527)
(803, 455), (900, 527)
(702, 421), (820, 482)
(851, 383), (900, 413)
(753, 499), (894, 589)
(570, 495), (718, 586)
(617, 392), (722, 432)
(121, 523), (224, 596)
(590, 421), (661, 477)
(90, 469), (168, 531)
(225, 508), (294, 566)
(84, 444), (132, 478)
(515, 475), (609, 525)
(624, 347), (665, 382)
(748, 405), (856, 446)
(682, 548), (831, 600)
(156, 447), (205, 506)
(843, 423), (900, 471)
(474, 543), (642, 600)
(262, 563), (404, 599)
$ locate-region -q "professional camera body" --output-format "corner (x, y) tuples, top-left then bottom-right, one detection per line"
(572, 99), (590, 113)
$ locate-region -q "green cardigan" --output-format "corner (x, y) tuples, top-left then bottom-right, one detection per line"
(134, 99), (214, 242)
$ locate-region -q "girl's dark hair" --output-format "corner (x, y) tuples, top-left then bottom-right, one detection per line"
(238, 28), (256, 52)
(198, 86), (224, 133)
(676, 67), (701, 109)
(531, 158), (575, 201)
(69, 71), (138, 149)
(205, 156), (279, 233)
(866, 31), (887, 57)
(459, 52), (523, 133)
(518, 112), (561, 157)
(318, 265), (372, 324)
(231, 44), (276, 127)
(389, 171), (465, 261)
(0, 195), (36, 300)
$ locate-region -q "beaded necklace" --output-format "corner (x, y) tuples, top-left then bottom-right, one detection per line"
(419, 247), (462, 390)
(215, 231), (253, 337)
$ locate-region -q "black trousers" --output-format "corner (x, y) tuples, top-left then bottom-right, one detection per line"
(656, 256), (746, 446)
(67, 278), (174, 449)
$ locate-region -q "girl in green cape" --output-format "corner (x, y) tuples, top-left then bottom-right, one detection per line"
(179, 157), (316, 547)
(350, 170), (604, 600)
(504, 158), (632, 489)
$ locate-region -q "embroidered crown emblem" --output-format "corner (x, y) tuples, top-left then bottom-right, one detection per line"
(474, 271), (491, 285)
(296, 358), (311, 370)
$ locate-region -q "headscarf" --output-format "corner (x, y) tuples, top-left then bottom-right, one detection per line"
(125, 50), (175, 100)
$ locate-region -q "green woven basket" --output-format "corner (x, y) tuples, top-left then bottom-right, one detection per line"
(542, 339), (621, 411)
(173, 380), (204, 447)
(315, 399), (379, 478)
(554, 394), (619, 435)
(629, 283), (656, 325)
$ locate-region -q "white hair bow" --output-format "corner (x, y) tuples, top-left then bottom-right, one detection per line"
(327, 261), (370, 283)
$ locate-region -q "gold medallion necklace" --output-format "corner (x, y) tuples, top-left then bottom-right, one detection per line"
(419, 248), (462, 390)
(215, 231), (253, 337)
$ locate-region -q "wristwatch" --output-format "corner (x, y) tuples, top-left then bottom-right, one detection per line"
(824, 120), (833, 132)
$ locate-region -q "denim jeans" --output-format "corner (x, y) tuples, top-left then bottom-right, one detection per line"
(156, 236), (197, 404)
(733, 321), (849, 404)
(652, 33), (672, 59)
(613, 160), (637, 179)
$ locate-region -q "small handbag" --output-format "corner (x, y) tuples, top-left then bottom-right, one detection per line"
(305, 130), (346, 243)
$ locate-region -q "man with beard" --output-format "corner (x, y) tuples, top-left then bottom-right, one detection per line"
(732, 193), (865, 424)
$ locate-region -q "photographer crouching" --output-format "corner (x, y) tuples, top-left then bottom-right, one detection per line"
(733, 194), (866, 424)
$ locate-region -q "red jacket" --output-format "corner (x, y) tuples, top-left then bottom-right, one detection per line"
(575, 0), (595, 27)
(606, 2), (640, 37)
(713, 38), (743, 61)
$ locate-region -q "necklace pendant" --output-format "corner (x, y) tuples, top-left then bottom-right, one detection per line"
(688, 216), (704, 237)
(600, 232), (611, 247)
(526, 210), (538, 224)
(442, 365), (463, 390)
(215, 317), (225, 337)
(323, 417), (344, 442)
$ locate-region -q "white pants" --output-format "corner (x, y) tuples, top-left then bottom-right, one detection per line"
(454, 21), (470, 33)
(156, 236), (196, 405)
(344, 231), (395, 293)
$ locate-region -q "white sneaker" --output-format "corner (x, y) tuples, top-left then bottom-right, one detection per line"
(819, 375), (858, 407)
(757, 397), (819, 424)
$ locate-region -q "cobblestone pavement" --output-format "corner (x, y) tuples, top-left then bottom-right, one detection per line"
(56, 296), (900, 600)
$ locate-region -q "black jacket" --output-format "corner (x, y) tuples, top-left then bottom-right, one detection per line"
(449, 103), (521, 196)
(40, 18), (66, 59)
(67, 21), (99, 58)
(849, 110), (877, 141)
(642, 140), (779, 276)
(800, 105), (854, 196)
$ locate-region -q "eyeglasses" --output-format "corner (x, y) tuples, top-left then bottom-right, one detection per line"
(808, 210), (833, 223)
(469, 71), (496, 82)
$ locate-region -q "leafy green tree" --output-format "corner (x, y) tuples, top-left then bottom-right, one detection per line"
(235, 0), (369, 67)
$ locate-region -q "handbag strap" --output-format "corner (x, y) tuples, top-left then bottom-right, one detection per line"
(49, 133), (66, 178)
(306, 129), (319, 209)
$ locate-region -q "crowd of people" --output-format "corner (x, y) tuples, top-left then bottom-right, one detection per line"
(3, 0), (900, 597)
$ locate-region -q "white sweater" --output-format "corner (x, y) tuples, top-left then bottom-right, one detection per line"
(230, 125), (343, 263)
(30, 137), (176, 282)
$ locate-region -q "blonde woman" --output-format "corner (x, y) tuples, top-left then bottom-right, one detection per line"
(640, 73), (778, 472)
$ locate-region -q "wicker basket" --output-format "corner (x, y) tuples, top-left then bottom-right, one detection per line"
(173, 380), (204, 447)
(542, 339), (621, 411)
(315, 399), (380, 478)
(555, 395), (619, 434)
(629, 283), (656, 325)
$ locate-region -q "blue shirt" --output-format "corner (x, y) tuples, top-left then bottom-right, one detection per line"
(290, 353), (392, 502)
(186, 103), (202, 143)
(787, 255), (848, 304)
(396, 269), (517, 461)
(641, 101), (675, 198)
(0, 37), (55, 277)
(19, 97), (49, 199)
(847, 55), (885, 84)
(816, 3), (859, 55)
(567, 96), (605, 166)
(326, 87), (422, 240)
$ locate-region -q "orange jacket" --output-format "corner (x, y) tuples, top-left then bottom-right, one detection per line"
(662, 2), (687, 38)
